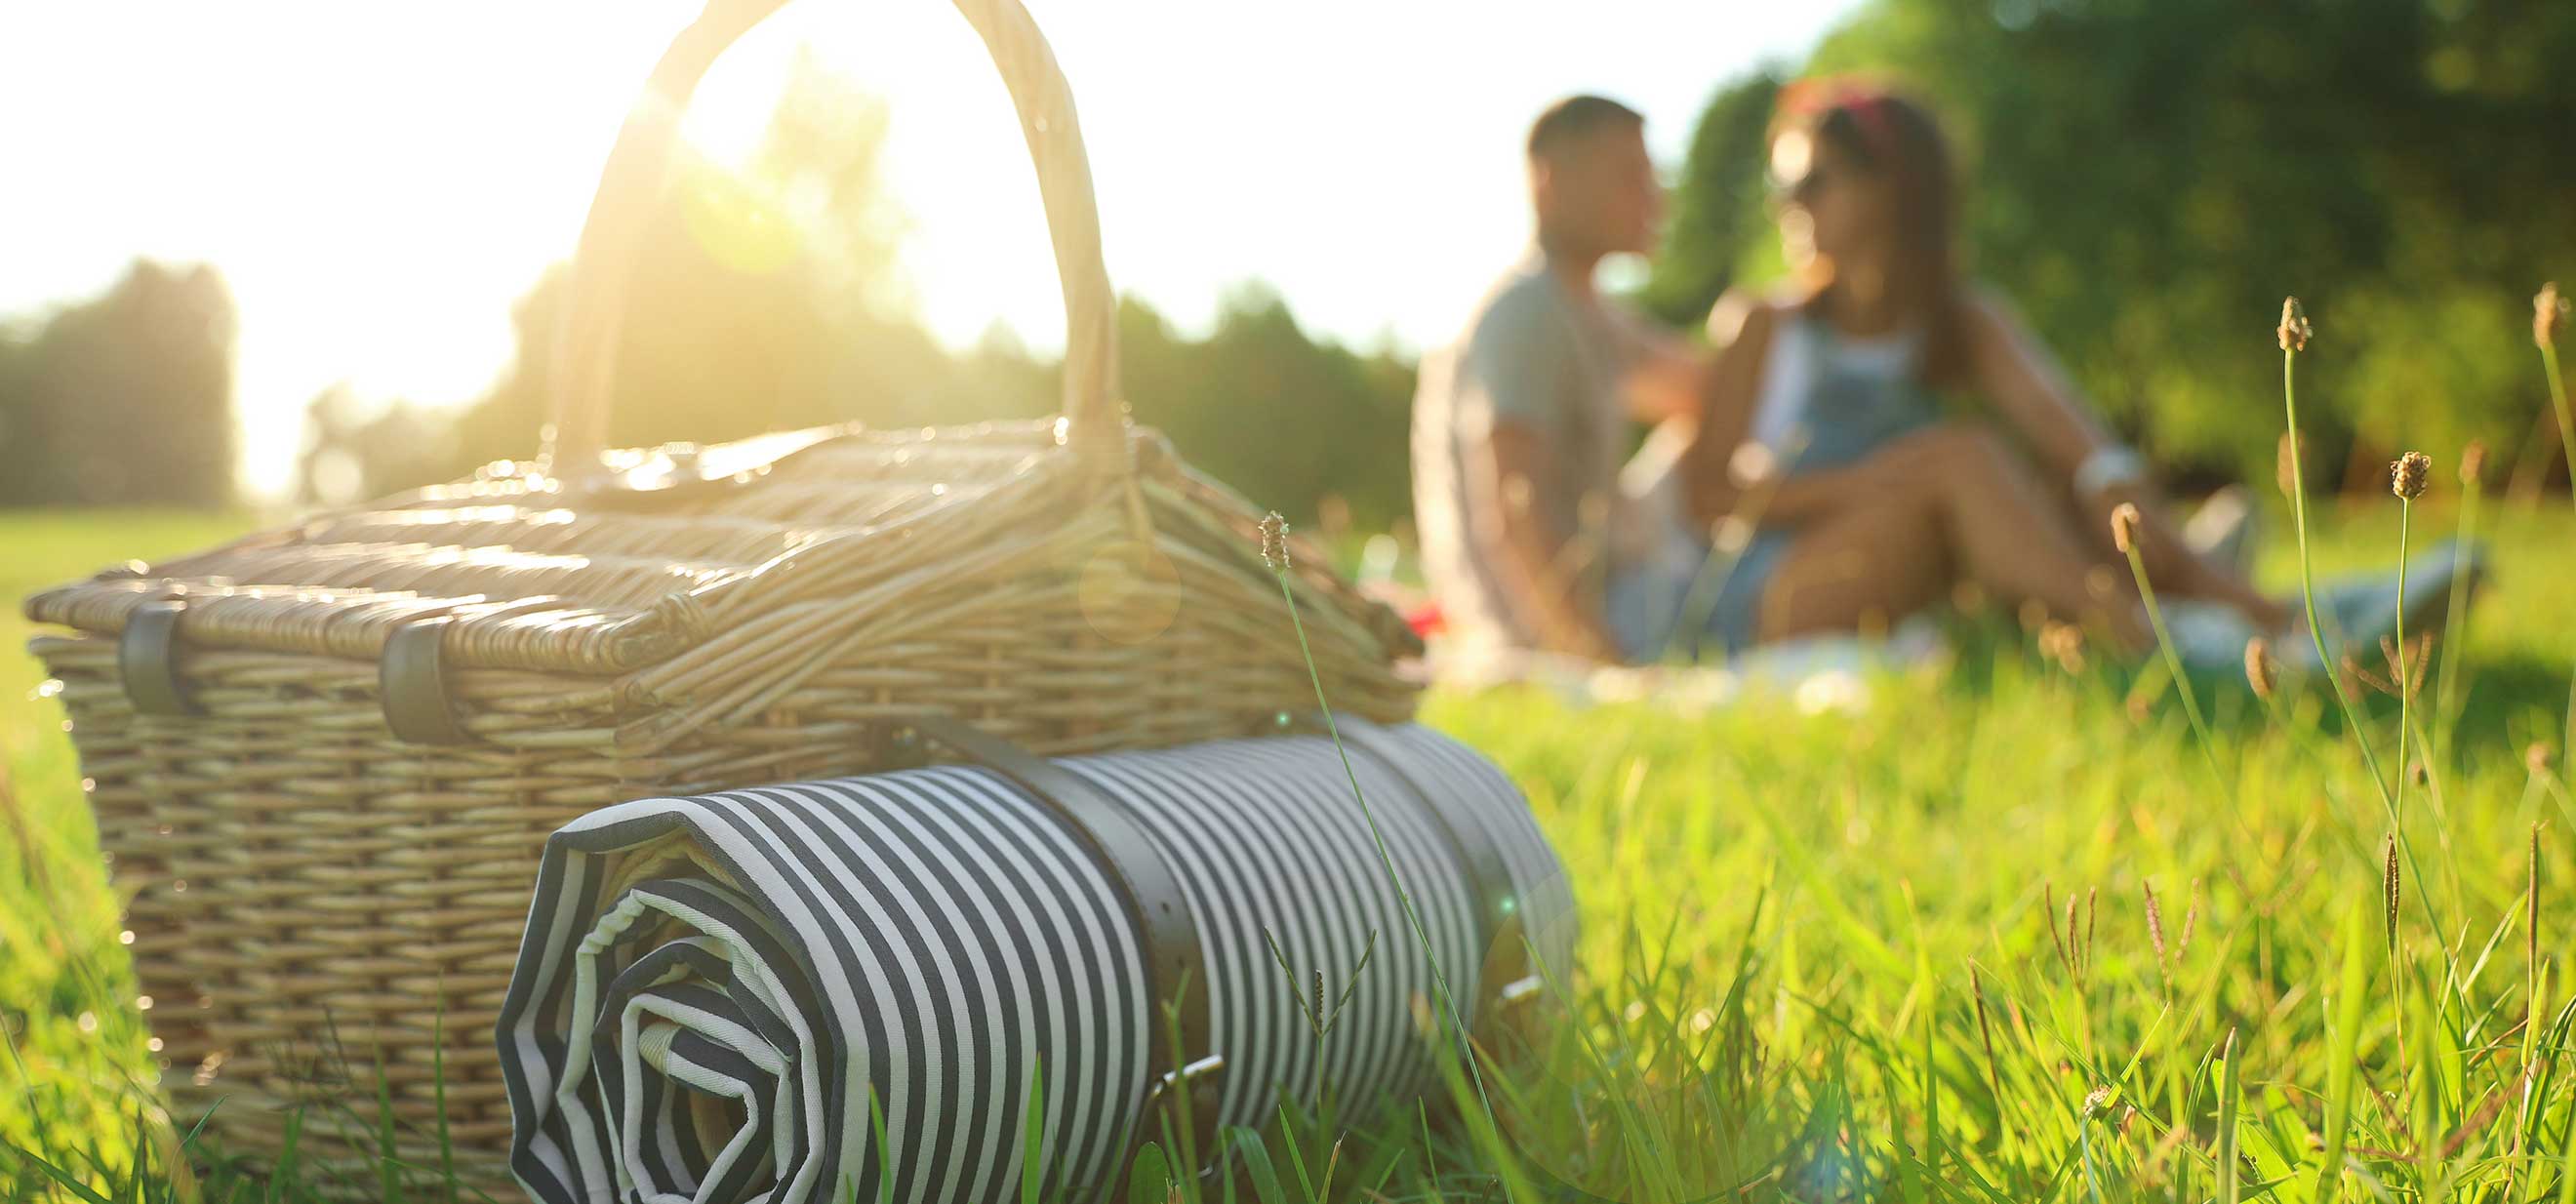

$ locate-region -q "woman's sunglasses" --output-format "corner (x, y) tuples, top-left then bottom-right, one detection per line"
(1768, 109), (1887, 207)
(1766, 129), (1832, 206)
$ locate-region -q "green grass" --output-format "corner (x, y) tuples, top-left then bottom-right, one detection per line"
(2, 510), (254, 1193)
(4, 501), (2575, 1201)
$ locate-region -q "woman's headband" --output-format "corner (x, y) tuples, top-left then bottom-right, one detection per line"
(1779, 77), (1902, 163)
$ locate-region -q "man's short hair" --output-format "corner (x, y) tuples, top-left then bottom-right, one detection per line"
(1526, 95), (1645, 163)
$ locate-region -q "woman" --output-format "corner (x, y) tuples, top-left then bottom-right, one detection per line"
(1663, 81), (2451, 665)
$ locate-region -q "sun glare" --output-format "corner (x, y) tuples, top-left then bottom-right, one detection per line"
(4, 0), (1859, 500)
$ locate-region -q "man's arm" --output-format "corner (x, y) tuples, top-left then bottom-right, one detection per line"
(1452, 292), (1624, 661)
(1605, 303), (1708, 424)
(1469, 421), (1623, 661)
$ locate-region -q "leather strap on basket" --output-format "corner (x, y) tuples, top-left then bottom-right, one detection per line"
(904, 715), (1221, 1167)
(545, 0), (1124, 477)
(379, 598), (579, 744)
(381, 617), (469, 744)
(117, 598), (197, 717)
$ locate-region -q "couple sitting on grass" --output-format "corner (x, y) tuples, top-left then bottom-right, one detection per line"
(1413, 82), (2473, 675)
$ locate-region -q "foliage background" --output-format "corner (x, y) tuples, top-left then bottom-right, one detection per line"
(1641, 0), (2576, 498)
(4, 1), (2572, 519)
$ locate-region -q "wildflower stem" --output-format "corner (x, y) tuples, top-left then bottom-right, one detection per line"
(2395, 499), (2414, 825)
(1268, 561), (1506, 1159)
(2117, 542), (2223, 786)
(2544, 340), (2573, 514)
(2284, 347), (2459, 991)
(2544, 338), (2576, 780)
(2281, 347), (2394, 808)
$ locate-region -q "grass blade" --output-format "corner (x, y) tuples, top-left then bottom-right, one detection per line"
(2216, 1028), (2242, 1204)
(1228, 1127), (1288, 1204)
(2317, 903), (2370, 1203)
(1020, 1057), (1044, 1204)
(0, 1138), (119, 1204)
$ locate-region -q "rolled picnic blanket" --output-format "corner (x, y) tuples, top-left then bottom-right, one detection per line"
(496, 719), (1573, 1204)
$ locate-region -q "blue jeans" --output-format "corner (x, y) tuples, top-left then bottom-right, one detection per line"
(1605, 530), (1793, 663)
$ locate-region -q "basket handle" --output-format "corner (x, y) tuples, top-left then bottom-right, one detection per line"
(543, 0), (1123, 473)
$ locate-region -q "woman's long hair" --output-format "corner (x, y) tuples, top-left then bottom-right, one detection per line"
(1777, 81), (1970, 388)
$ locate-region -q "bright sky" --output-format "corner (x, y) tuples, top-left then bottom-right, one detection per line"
(0, 0), (1859, 498)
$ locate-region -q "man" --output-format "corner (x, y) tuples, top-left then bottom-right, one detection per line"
(1412, 96), (1704, 662)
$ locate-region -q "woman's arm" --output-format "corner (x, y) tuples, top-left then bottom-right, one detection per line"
(1959, 287), (2280, 618)
(1961, 289), (2119, 487)
(1686, 296), (1913, 528)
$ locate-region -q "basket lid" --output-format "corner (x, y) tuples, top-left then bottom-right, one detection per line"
(25, 422), (1421, 694)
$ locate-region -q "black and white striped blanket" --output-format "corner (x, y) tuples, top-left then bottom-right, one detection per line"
(496, 722), (1572, 1204)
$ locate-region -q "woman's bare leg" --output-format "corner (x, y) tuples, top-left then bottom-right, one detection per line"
(1754, 494), (1954, 643)
(2069, 488), (2291, 628)
(1758, 425), (2152, 648)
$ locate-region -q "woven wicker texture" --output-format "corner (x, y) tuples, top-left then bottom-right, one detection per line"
(20, 0), (1420, 1187)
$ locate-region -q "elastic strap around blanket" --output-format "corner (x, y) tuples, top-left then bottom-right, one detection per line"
(904, 715), (1221, 1165)
(1305, 713), (1537, 1025)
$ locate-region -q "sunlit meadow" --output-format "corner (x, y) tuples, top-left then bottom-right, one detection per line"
(6, 429), (2575, 1202)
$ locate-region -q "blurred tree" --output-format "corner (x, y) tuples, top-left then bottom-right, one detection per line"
(0, 261), (237, 507)
(313, 49), (1414, 527)
(1638, 70), (1784, 329)
(1648, 0), (2576, 491)
(295, 384), (460, 506)
(0, 331), (25, 493)
(423, 48), (939, 485)
(1120, 286), (1416, 531)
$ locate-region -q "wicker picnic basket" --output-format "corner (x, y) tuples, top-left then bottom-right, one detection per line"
(21, 0), (1418, 1183)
